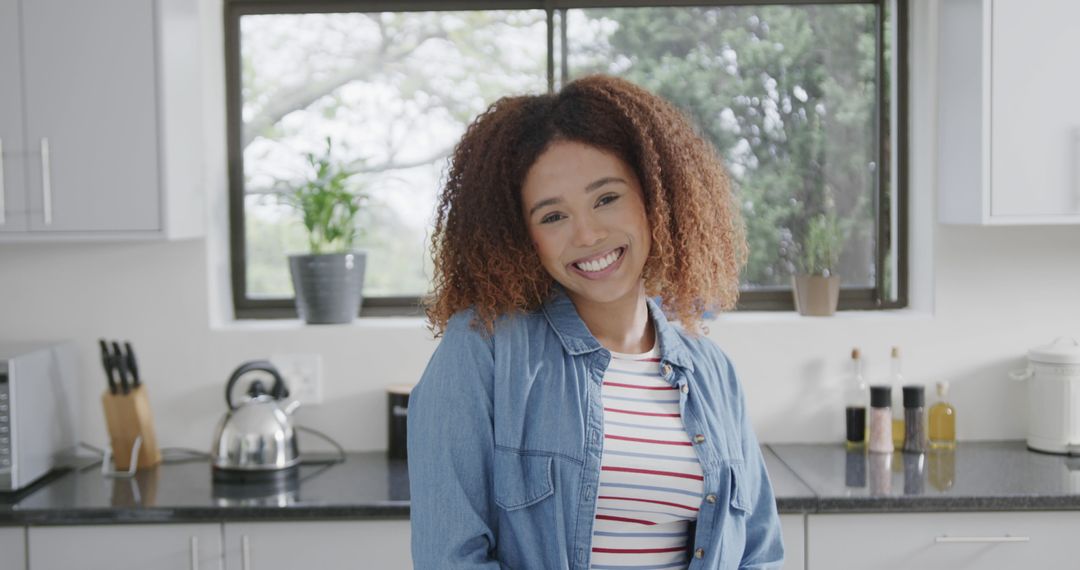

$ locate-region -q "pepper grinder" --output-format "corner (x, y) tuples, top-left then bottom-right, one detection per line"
(902, 384), (927, 453)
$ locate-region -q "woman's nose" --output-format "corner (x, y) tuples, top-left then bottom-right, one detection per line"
(571, 214), (606, 247)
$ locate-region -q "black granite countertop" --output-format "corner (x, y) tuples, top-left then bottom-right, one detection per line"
(0, 453), (409, 525)
(2, 442), (1078, 525)
(769, 440), (1080, 513)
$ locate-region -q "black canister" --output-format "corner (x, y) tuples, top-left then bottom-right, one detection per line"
(387, 384), (414, 460)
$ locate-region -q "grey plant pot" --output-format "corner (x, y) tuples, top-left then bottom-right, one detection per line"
(792, 274), (840, 316)
(288, 251), (367, 324)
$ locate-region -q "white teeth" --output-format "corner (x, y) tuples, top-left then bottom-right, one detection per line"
(574, 248), (623, 273)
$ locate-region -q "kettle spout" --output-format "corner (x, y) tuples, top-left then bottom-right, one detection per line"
(284, 399), (302, 415)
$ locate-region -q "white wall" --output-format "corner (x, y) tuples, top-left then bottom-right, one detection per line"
(0, 0), (1078, 454)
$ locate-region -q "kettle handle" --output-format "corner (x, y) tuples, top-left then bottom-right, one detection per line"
(226, 360), (288, 410)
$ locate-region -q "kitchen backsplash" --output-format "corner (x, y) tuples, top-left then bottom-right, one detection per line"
(0, 223), (1078, 453)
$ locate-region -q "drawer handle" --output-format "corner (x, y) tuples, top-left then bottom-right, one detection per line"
(40, 138), (52, 225)
(935, 535), (1030, 544)
(241, 534), (251, 570)
(0, 137), (5, 225)
(189, 536), (199, 570)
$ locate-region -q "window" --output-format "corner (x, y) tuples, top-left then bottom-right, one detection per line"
(226, 0), (906, 318)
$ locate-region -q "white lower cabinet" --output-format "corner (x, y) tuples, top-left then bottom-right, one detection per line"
(26, 523), (222, 570)
(0, 527), (26, 570)
(806, 511), (1080, 570)
(779, 514), (805, 570)
(222, 520), (411, 570)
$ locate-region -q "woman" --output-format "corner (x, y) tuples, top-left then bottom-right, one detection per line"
(408, 74), (783, 570)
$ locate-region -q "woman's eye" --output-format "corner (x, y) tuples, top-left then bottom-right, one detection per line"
(597, 194), (620, 207)
(540, 213), (564, 224)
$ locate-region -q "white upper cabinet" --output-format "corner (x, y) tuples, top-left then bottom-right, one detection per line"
(937, 0), (1080, 225)
(0, 0), (27, 233)
(0, 0), (204, 240)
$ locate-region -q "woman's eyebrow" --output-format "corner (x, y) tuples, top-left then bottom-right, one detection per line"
(527, 176), (627, 217)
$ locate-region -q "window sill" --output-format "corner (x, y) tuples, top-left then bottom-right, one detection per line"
(713, 307), (933, 323)
(210, 315), (428, 332)
(211, 307), (932, 332)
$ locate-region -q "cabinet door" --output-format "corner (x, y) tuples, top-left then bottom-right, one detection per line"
(20, 0), (161, 232)
(779, 514), (804, 570)
(0, 0), (27, 232)
(27, 523), (222, 570)
(991, 0), (1080, 218)
(807, 511), (1080, 570)
(224, 520), (412, 570)
(0, 526), (26, 570)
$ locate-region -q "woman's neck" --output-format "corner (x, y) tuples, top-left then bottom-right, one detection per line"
(570, 282), (656, 354)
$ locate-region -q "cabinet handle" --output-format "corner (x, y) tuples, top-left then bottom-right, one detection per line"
(189, 536), (199, 570)
(40, 138), (52, 225)
(0, 137), (5, 225)
(934, 535), (1030, 544)
(1073, 127), (1080, 213)
(241, 534), (251, 570)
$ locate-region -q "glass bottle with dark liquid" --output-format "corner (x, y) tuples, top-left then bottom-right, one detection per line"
(845, 348), (868, 449)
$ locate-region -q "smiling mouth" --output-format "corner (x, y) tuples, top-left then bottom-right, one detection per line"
(571, 247), (626, 273)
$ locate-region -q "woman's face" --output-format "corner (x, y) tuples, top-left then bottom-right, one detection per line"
(521, 140), (651, 308)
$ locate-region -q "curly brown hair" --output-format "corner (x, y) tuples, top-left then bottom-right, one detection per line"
(424, 74), (747, 338)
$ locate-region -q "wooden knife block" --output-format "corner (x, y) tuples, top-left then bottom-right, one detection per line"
(101, 385), (162, 470)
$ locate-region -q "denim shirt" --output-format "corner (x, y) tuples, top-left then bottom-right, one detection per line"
(408, 285), (784, 570)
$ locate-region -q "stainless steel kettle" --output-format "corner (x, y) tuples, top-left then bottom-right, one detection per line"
(211, 360), (301, 477)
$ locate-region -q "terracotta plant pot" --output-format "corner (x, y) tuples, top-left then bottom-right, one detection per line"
(792, 274), (840, 316)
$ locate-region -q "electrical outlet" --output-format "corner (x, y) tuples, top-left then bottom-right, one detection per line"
(269, 353), (323, 405)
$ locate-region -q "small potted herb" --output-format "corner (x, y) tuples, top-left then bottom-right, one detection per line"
(279, 137), (369, 324)
(790, 211), (847, 316)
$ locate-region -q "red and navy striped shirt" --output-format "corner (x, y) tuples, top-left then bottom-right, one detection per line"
(589, 342), (703, 570)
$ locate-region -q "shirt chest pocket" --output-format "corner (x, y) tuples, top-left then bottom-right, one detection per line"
(493, 446), (555, 511)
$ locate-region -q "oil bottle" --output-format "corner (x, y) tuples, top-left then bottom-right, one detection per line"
(929, 381), (957, 450)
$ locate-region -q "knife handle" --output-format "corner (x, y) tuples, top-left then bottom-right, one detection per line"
(99, 339), (118, 395)
(111, 341), (129, 395)
(124, 341), (140, 387)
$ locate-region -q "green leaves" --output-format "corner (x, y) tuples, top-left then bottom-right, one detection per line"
(800, 211), (847, 276)
(282, 137), (367, 255)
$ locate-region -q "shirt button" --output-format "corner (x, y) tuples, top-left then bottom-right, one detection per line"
(680, 383), (689, 394)
(693, 434), (706, 444)
(706, 494), (717, 504)
(662, 363), (673, 377)
(695, 547), (704, 559)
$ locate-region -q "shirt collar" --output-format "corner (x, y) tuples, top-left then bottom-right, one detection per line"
(540, 283), (695, 372)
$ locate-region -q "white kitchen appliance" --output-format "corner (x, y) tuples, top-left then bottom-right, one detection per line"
(0, 341), (80, 491)
(1010, 337), (1080, 454)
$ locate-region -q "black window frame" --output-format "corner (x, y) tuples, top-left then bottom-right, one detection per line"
(225, 0), (908, 318)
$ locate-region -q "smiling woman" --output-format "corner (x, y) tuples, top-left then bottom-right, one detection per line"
(521, 141), (655, 352)
(424, 74), (747, 339)
(409, 74), (783, 570)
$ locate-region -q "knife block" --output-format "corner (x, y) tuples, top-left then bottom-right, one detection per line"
(101, 385), (162, 470)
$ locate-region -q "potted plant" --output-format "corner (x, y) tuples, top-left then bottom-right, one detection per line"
(279, 137), (369, 324)
(791, 211), (846, 316)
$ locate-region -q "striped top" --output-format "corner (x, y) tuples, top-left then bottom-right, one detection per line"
(589, 342), (703, 570)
